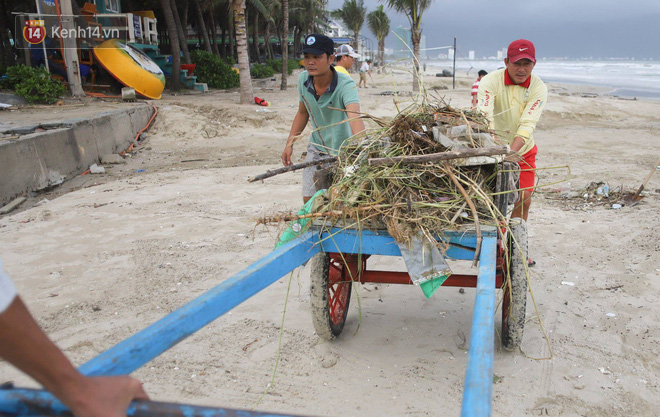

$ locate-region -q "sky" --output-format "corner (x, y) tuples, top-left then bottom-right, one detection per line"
(326, 0), (660, 60)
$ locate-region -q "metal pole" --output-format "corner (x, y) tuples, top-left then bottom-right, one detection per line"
(460, 235), (497, 417)
(33, 0), (50, 73)
(57, 0), (84, 96)
(0, 387), (313, 417)
(19, 14), (32, 66)
(452, 36), (457, 89)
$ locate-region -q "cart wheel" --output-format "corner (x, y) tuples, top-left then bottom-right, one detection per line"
(310, 252), (354, 340)
(501, 220), (528, 349)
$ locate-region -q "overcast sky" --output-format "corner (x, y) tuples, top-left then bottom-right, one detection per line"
(326, 0), (660, 60)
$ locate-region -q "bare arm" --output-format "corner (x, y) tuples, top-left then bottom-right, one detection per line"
(282, 101), (309, 166)
(510, 136), (526, 152)
(0, 296), (148, 417)
(345, 102), (365, 136)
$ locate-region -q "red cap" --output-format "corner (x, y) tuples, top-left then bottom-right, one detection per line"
(507, 39), (536, 63)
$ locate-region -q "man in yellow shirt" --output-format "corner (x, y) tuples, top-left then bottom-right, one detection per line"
(477, 39), (547, 265)
(334, 44), (360, 76)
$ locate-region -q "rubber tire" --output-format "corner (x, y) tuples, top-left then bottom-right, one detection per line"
(501, 220), (528, 349)
(310, 253), (352, 340)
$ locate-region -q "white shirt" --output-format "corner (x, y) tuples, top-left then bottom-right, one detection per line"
(360, 62), (370, 73)
(0, 259), (17, 314)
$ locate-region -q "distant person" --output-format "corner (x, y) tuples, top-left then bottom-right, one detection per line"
(0, 258), (149, 417)
(471, 70), (488, 107)
(477, 39), (547, 266)
(358, 59), (372, 88)
(333, 44), (360, 76)
(281, 34), (365, 203)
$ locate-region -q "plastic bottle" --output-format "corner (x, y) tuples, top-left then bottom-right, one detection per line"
(596, 183), (610, 198)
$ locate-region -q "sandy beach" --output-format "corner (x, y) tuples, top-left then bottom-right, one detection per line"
(1, 69), (659, 416)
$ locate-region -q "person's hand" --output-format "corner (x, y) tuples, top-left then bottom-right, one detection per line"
(510, 135), (526, 153)
(281, 145), (293, 166)
(504, 153), (522, 163)
(65, 375), (149, 417)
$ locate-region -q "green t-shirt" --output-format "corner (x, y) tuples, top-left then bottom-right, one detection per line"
(297, 67), (360, 155)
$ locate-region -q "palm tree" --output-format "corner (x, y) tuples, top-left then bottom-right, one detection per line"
(0, 0), (33, 68)
(233, 0), (254, 103)
(288, 0), (328, 56)
(191, 0), (213, 53)
(170, 0), (191, 64)
(281, 0), (289, 90)
(160, 0), (181, 91)
(382, 0), (433, 92)
(247, 0), (276, 63)
(332, 0), (366, 50)
(367, 5), (390, 70)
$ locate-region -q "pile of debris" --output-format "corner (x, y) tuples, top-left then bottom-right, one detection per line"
(307, 102), (517, 248)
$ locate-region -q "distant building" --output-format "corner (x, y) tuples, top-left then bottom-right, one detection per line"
(469, 50), (475, 60)
(497, 50), (503, 60)
(448, 48), (454, 60)
(392, 27), (427, 60)
(326, 18), (350, 39)
(393, 26), (411, 59)
(420, 35), (427, 60)
(325, 18), (373, 60)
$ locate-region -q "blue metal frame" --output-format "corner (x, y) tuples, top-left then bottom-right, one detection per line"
(0, 227), (497, 417)
(317, 227), (497, 417)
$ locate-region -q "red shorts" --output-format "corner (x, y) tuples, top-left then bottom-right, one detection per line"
(519, 145), (537, 191)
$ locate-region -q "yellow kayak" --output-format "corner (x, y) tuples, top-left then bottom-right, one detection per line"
(93, 39), (165, 99)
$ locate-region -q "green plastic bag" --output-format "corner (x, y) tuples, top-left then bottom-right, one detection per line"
(275, 190), (327, 249)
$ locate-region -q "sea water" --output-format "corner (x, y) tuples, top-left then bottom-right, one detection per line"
(424, 59), (660, 100)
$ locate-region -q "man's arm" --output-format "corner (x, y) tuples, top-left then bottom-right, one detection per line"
(345, 102), (365, 136)
(0, 296), (148, 417)
(476, 77), (495, 128)
(514, 81), (548, 151)
(281, 101), (310, 166)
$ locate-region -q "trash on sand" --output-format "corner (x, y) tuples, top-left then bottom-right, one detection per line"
(254, 96), (270, 106)
(598, 367), (612, 375)
(136, 169), (147, 173)
(89, 164), (105, 174)
(561, 281), (575, 286)
(596, 183), (609, 197)
(101, 154), (125, 164)
(0, 196), (27, 215)
(606, 313), (616, 317)
(611, 203), (622, 209)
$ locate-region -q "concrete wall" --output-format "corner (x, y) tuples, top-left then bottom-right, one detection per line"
(0, 104), (153, 206)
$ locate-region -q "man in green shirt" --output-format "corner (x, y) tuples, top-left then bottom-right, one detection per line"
(281, 34), (365, 203)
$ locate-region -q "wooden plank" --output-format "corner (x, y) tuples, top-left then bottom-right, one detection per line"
(368, 146), (510, 167)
